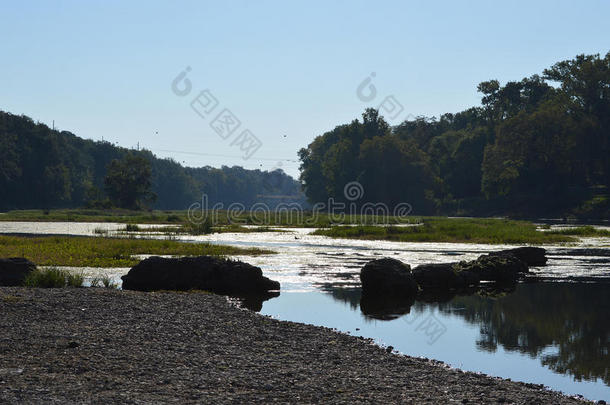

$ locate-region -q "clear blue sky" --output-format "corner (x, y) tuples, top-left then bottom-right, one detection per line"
(1, 0), (608, 178)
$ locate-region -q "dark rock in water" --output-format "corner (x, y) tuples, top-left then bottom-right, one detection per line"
(456, 269), (481, 287)
(121, 256), (280, 295)
(490, 246), (547, 266)
(0, 258), (36, 286)
(360, 258), (417, 298)
(455, 254), (528, 282)
(412, 263), (462, 290)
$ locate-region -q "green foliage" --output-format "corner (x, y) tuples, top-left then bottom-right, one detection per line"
(546, 226), (610, 237)
(313, 218), (576, 244)
(182, 219), (213, 235)
(299, 52), (610, 219)
(24, 268), (84, 288)
(0, 235), (273, 267)
(90, 275), (118, 289)
(104, 154), (156, 209)
(0, 112), (305, 211)
(123, 224), (140, 232)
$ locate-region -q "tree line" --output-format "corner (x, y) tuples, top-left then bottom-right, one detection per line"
(298, 52), (610, 219)
(0, 111), (304, 211)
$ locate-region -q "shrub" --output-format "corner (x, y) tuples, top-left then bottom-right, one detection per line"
(24, 268), (84, 288)
(123, 224), (140, 232)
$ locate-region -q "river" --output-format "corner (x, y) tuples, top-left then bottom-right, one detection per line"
(1, 221), (609, 401)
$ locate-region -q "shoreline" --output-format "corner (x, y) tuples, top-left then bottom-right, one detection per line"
(0, 287), (594, 404)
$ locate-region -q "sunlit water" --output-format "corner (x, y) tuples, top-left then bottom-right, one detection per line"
(1, 221), (609, 400)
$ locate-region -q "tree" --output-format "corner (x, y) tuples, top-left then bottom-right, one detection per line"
(359, 135), (437, 211)
(104, 154), (156, 209)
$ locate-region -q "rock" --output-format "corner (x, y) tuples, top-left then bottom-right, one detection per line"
(359, 258), (418, 298)
(121, 256), (280, 295)
(412, 263), (462, 290)
(455, 254), (528, 282)
(0, 257), (36, 286)
(490, 247), (547, 266)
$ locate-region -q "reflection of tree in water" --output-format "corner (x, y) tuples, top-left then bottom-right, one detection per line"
(439, 283), (609, 385)
(318, 284), (361, 310)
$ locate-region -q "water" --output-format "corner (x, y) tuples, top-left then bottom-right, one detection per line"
(1, 221), (609, 400)
(260, 285), (609, 401)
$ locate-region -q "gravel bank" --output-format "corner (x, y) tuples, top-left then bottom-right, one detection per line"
(0, 288), (592, 404)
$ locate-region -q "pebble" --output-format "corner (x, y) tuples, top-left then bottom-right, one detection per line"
(0, 287), (594, 404)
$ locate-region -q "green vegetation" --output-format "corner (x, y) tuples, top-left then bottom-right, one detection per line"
(0, 235), (273, 267)
(123, 223), (141, 232)
(313, 218), (578, 244)
(299, 52), (610, 219)
(90, 275), (118, 289)
(546, 226), (610, 237)
(0, 111), (304, 211)
(181, 219), (213, 235)
(0, 208), (412, 228)
(103, 154), (156, 209)
(24, 268), (84, 288)
(0, 208), (189, 224)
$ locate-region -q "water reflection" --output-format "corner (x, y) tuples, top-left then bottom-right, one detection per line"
(438, 283), (609, 385)
(229, 291), (280, 312)
(320, 282), (609, 386)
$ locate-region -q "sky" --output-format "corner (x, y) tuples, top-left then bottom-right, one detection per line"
(1, 0), (609, 178)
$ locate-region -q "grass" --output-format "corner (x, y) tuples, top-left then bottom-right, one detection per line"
(90, 275), (118, 289)
(312, 217), (582, 244)
(0, 209), (185, 224)
(123, 224), (140, 232)
(181, 220), (213, 235)
(93, 227), (109, 235)
(24, 268), (84, 288)
(0, 208), (414, 227)
(546, 226), (610, 237)
(0, 235), (273, 267)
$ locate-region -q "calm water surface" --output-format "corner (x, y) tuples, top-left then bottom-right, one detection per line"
(1, 221), (608, 400)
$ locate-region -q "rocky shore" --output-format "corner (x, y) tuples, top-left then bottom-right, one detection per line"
(0, 287), (593, 404)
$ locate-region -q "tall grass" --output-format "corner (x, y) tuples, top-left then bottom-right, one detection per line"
(0, 208), (417, 227)
(182, 219), (212, 235)
(24, 268), (84, 288)
(546, 226), (610, 237)
(0, 235), (273, 267)
(90, 275), (118, 289)
(313, 218), (579, 244)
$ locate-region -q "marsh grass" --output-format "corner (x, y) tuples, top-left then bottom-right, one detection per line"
(0, 208), (415, 228)
(93, 227), (109, 235)
(0, 235), (273, 267)
(182, 220), (213, 235)
(24, 268), (84, 288)
(90, 275), (118, 289)
(546, 226), (610, 237)
(123, 224), (141, 232)
(313, 218), (579, 244)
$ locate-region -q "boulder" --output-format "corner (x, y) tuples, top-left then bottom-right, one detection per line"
(0, 258), (36, 286)
(490, 247), (547, 266)
(412, 263), (462, 290)
(121, 256), (280, 295)
(455, 254), (528, 282)
(360, 258), (417, 298)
